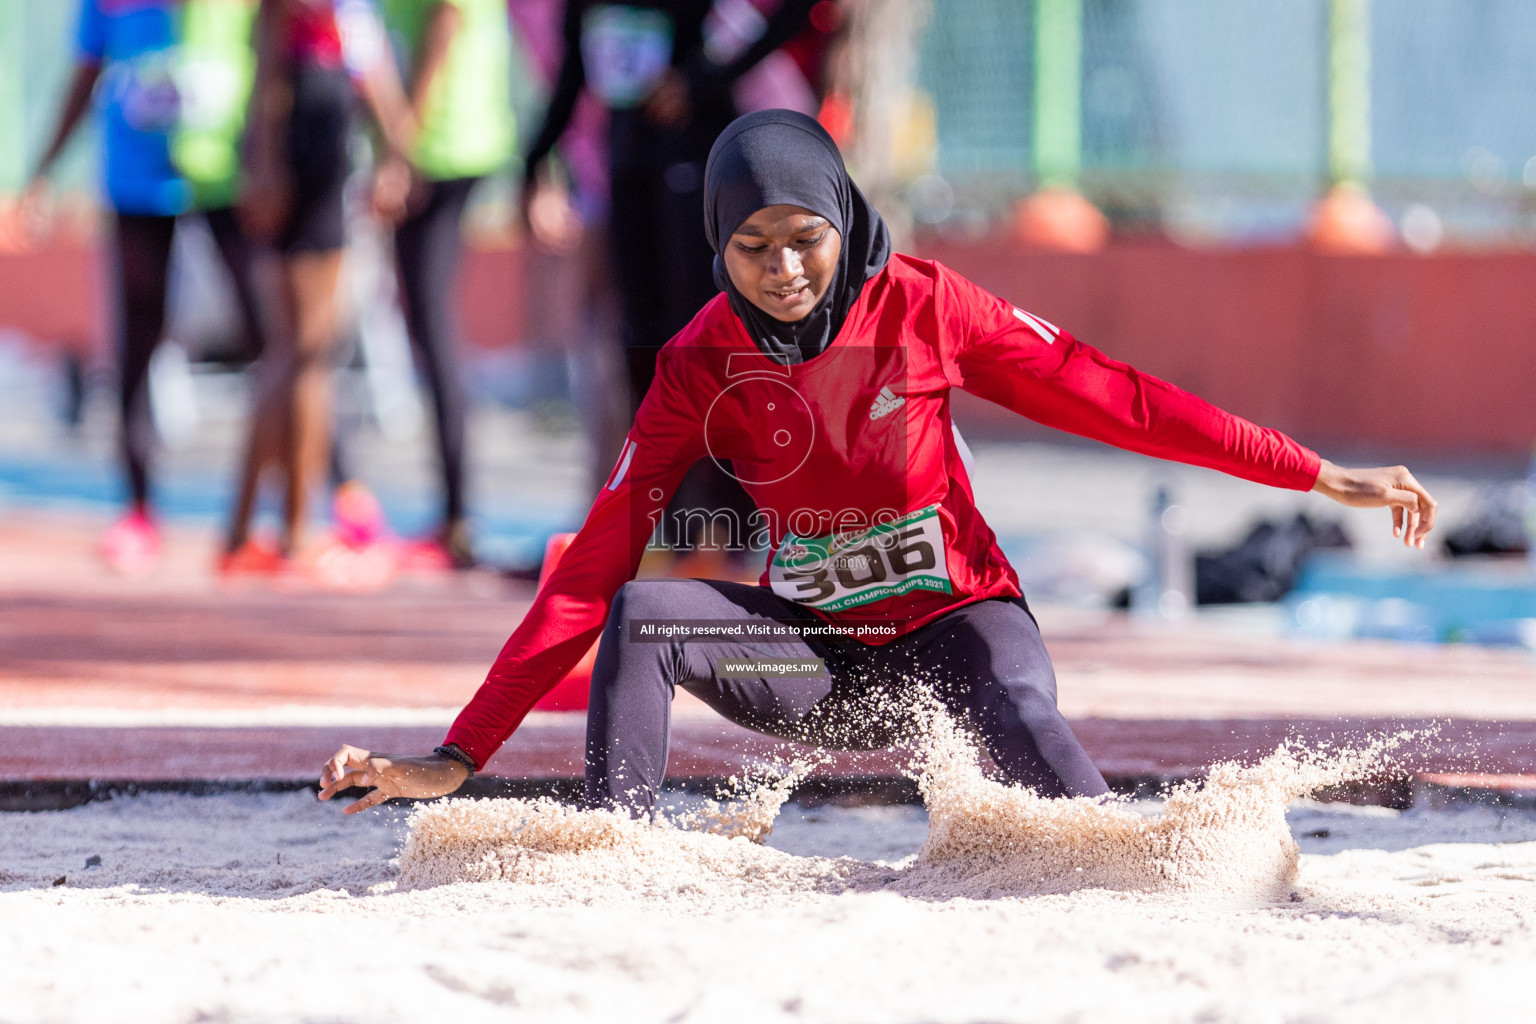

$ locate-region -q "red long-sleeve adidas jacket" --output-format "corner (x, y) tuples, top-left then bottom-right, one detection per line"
(445, 254), (1320, 767)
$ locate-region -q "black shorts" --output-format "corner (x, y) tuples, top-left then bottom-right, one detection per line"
(279, 62), (352, 254)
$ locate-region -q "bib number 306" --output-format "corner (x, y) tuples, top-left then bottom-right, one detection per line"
(769, 505), (952, 612)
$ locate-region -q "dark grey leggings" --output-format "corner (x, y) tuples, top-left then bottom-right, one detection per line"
(585, 578), (1110, 814)
(113, 209), (262, 509)
(394, 177), (478, 526)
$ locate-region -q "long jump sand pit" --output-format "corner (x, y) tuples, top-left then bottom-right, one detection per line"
(5, 719), (1536, 1024)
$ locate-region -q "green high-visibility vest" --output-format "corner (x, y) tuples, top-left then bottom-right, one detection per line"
(171, 0), (257, 210)
(382, 0), (516, 181)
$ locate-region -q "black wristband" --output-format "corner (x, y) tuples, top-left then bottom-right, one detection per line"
(433, 744), (478, 777)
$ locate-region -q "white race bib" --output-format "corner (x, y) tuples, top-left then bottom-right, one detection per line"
(769, 505), (952, 613)
(581, 6), (674, 109)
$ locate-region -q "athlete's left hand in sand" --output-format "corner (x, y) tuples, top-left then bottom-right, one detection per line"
(318, 746), (469, 814)
(1311, 460), (1437, 548)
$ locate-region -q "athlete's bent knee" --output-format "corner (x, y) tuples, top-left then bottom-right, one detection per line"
(610, 578), (694, 631)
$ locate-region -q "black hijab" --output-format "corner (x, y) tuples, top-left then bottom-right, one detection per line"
(704, 110), (892, 364)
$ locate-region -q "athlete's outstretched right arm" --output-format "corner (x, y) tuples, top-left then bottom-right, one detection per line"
(935, 263), (1436, 547)
(319, 352), (706, 812)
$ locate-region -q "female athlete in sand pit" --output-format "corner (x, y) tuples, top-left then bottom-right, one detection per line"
(320, 109), (1437, 816)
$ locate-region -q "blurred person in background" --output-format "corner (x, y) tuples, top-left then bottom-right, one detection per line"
(372, 0), (517, 569)
(509, 0), (623, 502)
(520, 0), (821, 571)
(221, 0), (413, 575)
(25, 0), (264, 575)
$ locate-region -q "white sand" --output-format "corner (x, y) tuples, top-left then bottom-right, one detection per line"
(5, 723), (1536, 1024)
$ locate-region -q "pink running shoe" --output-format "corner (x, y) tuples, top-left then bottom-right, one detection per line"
(217, 538), (287, 578)
(100, 509), (160, 575)
(397, 538), (454, 573)
(398, 520), (476, 573)
(330, 481), (389, 549)
(303, 533), (399, 593)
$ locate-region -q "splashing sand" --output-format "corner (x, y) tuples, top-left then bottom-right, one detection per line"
(7, 744), (1536, 1023)
(398, 706), (1413, 907)
(669, 756), (824, 841)
(396, 757), (859, 905)
(895, 704), (1413, 902)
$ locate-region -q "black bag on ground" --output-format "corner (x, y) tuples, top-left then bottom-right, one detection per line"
(1194, 513), (1352, 605)
(1441, 485), (1528, 558)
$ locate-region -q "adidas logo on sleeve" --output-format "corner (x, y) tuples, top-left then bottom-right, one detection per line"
(868, 385), (907, 420)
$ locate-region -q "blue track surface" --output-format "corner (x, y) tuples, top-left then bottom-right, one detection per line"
(0, 452), (571, 566)
(1290, 555), (1536, 645)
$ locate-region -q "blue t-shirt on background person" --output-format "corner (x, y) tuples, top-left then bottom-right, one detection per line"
(77, 0), (191, 216)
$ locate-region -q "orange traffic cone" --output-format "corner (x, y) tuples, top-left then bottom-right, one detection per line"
(1013, 187), (1110, 253)
(1306, 183), (1395, 255)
